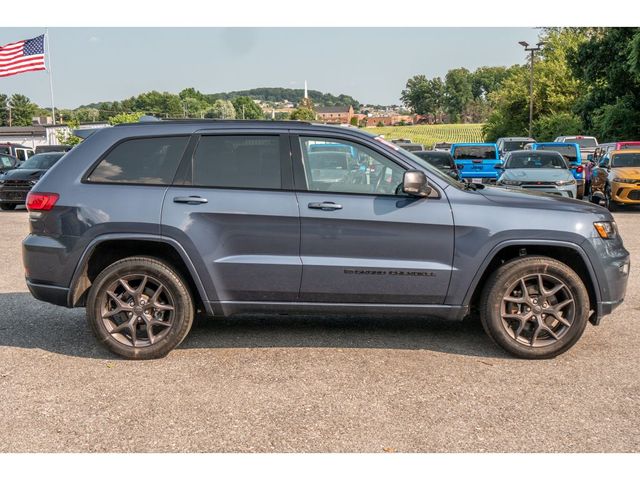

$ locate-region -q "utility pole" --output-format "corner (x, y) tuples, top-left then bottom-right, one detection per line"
(519, 41), (544, 138)
(7, 104), (12, 127)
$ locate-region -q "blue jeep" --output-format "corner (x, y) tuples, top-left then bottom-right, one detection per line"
(531, 142), (584, 199)
(451, 143), (500, 183)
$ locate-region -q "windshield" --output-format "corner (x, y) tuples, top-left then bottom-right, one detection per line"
(18, 153), (63, 170)
(505, 153), (568, 169)
(453, 146), (496, 160)
(535, 145), (577, 162)
(568, 138), (597, 148)
(503, 140), (532, 152)
(612, 153), (640, 168)
(413, 151), (453, 169)
(620, 143), (640, 150)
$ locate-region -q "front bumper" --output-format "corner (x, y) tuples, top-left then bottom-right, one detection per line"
(0, 185), (30, 204)
(611, 181), (640, 204)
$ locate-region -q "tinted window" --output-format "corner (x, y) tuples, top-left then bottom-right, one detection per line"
(504, 140), (532, 152)
(570, 138), (597, 148)
(89, 137), (188, 184)
(505, 153), (568, 169)
(620, 143), (640, 150)
(193, 135), (281, 189)
(453, 146), (497, 160)
(414, 151), (453, 168)
(612, 153), (640, 168)
(16, 149), (27, 161)
(18, 152), (64, 170)
(300, 137), (405, 195)
(0, 147), (9, 155)
(535, 145), (577, 162)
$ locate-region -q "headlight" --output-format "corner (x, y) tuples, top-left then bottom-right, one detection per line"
(555, 179), (576, 186)
(501, 179), (522, 186)
(613, 178), (637, 184)
(594, 221), (618, 239)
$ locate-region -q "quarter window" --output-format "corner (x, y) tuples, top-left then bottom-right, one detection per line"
(88, 136), (188, 184)
(192, 135), (281, 189)
(299, 137), (405, 195)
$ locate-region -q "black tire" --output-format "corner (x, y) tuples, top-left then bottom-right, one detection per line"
(86, 256), (194, 360)
(0, 203), (16, 210)
(605, 184), (618, 212)
(479, 256), (589, 359)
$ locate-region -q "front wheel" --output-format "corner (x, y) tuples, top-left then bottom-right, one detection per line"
(86, 256), (194, 359)
(605, 185), (618, 212)
(480, 256), (589, 359)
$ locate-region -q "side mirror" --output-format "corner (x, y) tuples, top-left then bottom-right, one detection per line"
(402, 170), (431, 197)
(494, 163), (504, 170)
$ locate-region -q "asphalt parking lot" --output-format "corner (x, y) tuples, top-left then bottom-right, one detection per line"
(0, 207), (639, 453)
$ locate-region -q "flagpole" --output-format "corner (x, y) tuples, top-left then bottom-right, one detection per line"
(45, 28), (56, 125)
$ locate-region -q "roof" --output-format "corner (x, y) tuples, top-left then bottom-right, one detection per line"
(0, 126), (46, 136)
(315, 106), (352, 114)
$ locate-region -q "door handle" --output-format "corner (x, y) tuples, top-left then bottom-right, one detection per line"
(308, 201), (342, 211)
(173, 196), (208, 205)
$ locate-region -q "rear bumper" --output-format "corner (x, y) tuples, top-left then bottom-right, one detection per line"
(26, 279), (70, 307)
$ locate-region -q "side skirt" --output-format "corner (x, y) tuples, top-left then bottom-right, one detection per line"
(209, 301), (469, 321)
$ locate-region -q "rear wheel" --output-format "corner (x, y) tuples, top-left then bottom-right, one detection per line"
(480, 256), (589, 359)
(86, 256), (194, 360)
(0, 203), (16, 210)
(605, 184), (618, 211)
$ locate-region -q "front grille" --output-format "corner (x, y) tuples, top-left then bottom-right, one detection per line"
(3, 179), (32, 187)
(521, 181), (555, 187)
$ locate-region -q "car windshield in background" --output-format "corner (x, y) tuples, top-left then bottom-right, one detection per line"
(17, 153), (63, 170)
(571, 138), (598, 148)
(453, 146), (496, 160)
(535, 145), (577, 162)
(413, 151), (453, 168)
(612, 153), (640, 168)
(506, 153), (568, 169)
(620, 144), (640, 150)
(504, 141), (531, 152)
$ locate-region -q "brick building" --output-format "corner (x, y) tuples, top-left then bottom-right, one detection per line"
(315, 106), (354, 124)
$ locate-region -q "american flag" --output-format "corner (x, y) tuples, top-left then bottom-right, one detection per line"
(0, 35), (46, 78)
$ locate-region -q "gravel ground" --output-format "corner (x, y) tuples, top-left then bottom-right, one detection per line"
(0, 206), (638, 452)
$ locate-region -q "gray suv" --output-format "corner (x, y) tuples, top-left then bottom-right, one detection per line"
(22, 120), (630, 360)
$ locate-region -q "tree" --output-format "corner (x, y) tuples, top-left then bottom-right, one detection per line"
(204, 99), (236, 119)
(108, 112), (144, 125)
(56, 119), (83, 146)
(532, 112), (584, 142)
(569, 27), (640, 140)
(231, 96), (264, 120)
(444, 68), (473, 122)
(0, 94), (8, 126)
(8, 94), (37, 126)
(400, 75), (445, 117)
(290, 107), (315, 121)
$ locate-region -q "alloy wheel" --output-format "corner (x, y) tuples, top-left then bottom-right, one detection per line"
(500, 273), (575, 347)
(100, 274), (175, 347)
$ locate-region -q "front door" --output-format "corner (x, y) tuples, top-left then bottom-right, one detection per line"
(293, 135), (455, 304)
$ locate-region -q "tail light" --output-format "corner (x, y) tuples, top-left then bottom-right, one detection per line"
(576, 165), (584, 174)
(26, 192), (59, 211)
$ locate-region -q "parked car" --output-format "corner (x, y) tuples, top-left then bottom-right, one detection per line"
(496, 150), (577, 198)
(398, 142), (424, 152)
(0, 153), (18, 174)
(450, 143), (500, 183)
(530, 143), (585, 199)
(496, 137), (536, 159)
(554, 136), (599, 162)
(0, 143), (34, 165)
(35, 144), (73, 154)
(0, 152), (66, 210)
(589, 149), (640, 211)
(390, 138), (412, 145)
(22, 120), (628, 360)
(432, 142), (452, 152)
(412, 150), (460, 181)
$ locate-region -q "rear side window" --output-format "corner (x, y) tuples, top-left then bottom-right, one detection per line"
(192, 135), (281, 189)
(88, 136), (188, 184)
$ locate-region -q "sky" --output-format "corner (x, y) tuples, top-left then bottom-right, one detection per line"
(0, 28), (540, 109)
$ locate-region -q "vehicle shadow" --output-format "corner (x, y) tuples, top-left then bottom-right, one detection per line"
(0, 292), (509, 360)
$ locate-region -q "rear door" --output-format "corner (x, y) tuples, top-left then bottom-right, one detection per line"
(161, 131), (301, 305)
(292, 133), (454, 305)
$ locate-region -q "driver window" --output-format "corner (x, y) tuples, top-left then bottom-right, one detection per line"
(299, 137), (405, 195)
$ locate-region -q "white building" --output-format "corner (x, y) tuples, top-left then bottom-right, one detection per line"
(0, 122), (108, 149)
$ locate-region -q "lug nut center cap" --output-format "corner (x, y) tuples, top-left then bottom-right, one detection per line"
(533, 306), (542, 314)
(133, 306), (144, 315)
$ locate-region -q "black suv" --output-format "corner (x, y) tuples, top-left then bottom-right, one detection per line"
(22, 120), (629, 360)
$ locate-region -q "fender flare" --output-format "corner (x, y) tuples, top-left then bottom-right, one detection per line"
(461, 239), (602, 307)
(66, 233), (212, 314)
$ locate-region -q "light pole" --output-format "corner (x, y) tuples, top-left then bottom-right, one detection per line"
(519, 40), (544, 138)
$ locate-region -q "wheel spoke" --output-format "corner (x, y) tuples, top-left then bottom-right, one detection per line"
(134, 275), (148, 298)
(537, 274), (546, 296)
(530, 324), (543, 346)
(142, 317), (155, 344)
(109, 321), (131, 334)
(504, 295), (526, 304)
(546, 283), (564, 297)
(151, 319), (172, 328)
(118, 278), (136, 295)
(519, 278), (531, 302)
(554, 298), (574, 311)
(104, 291), (133, 317)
